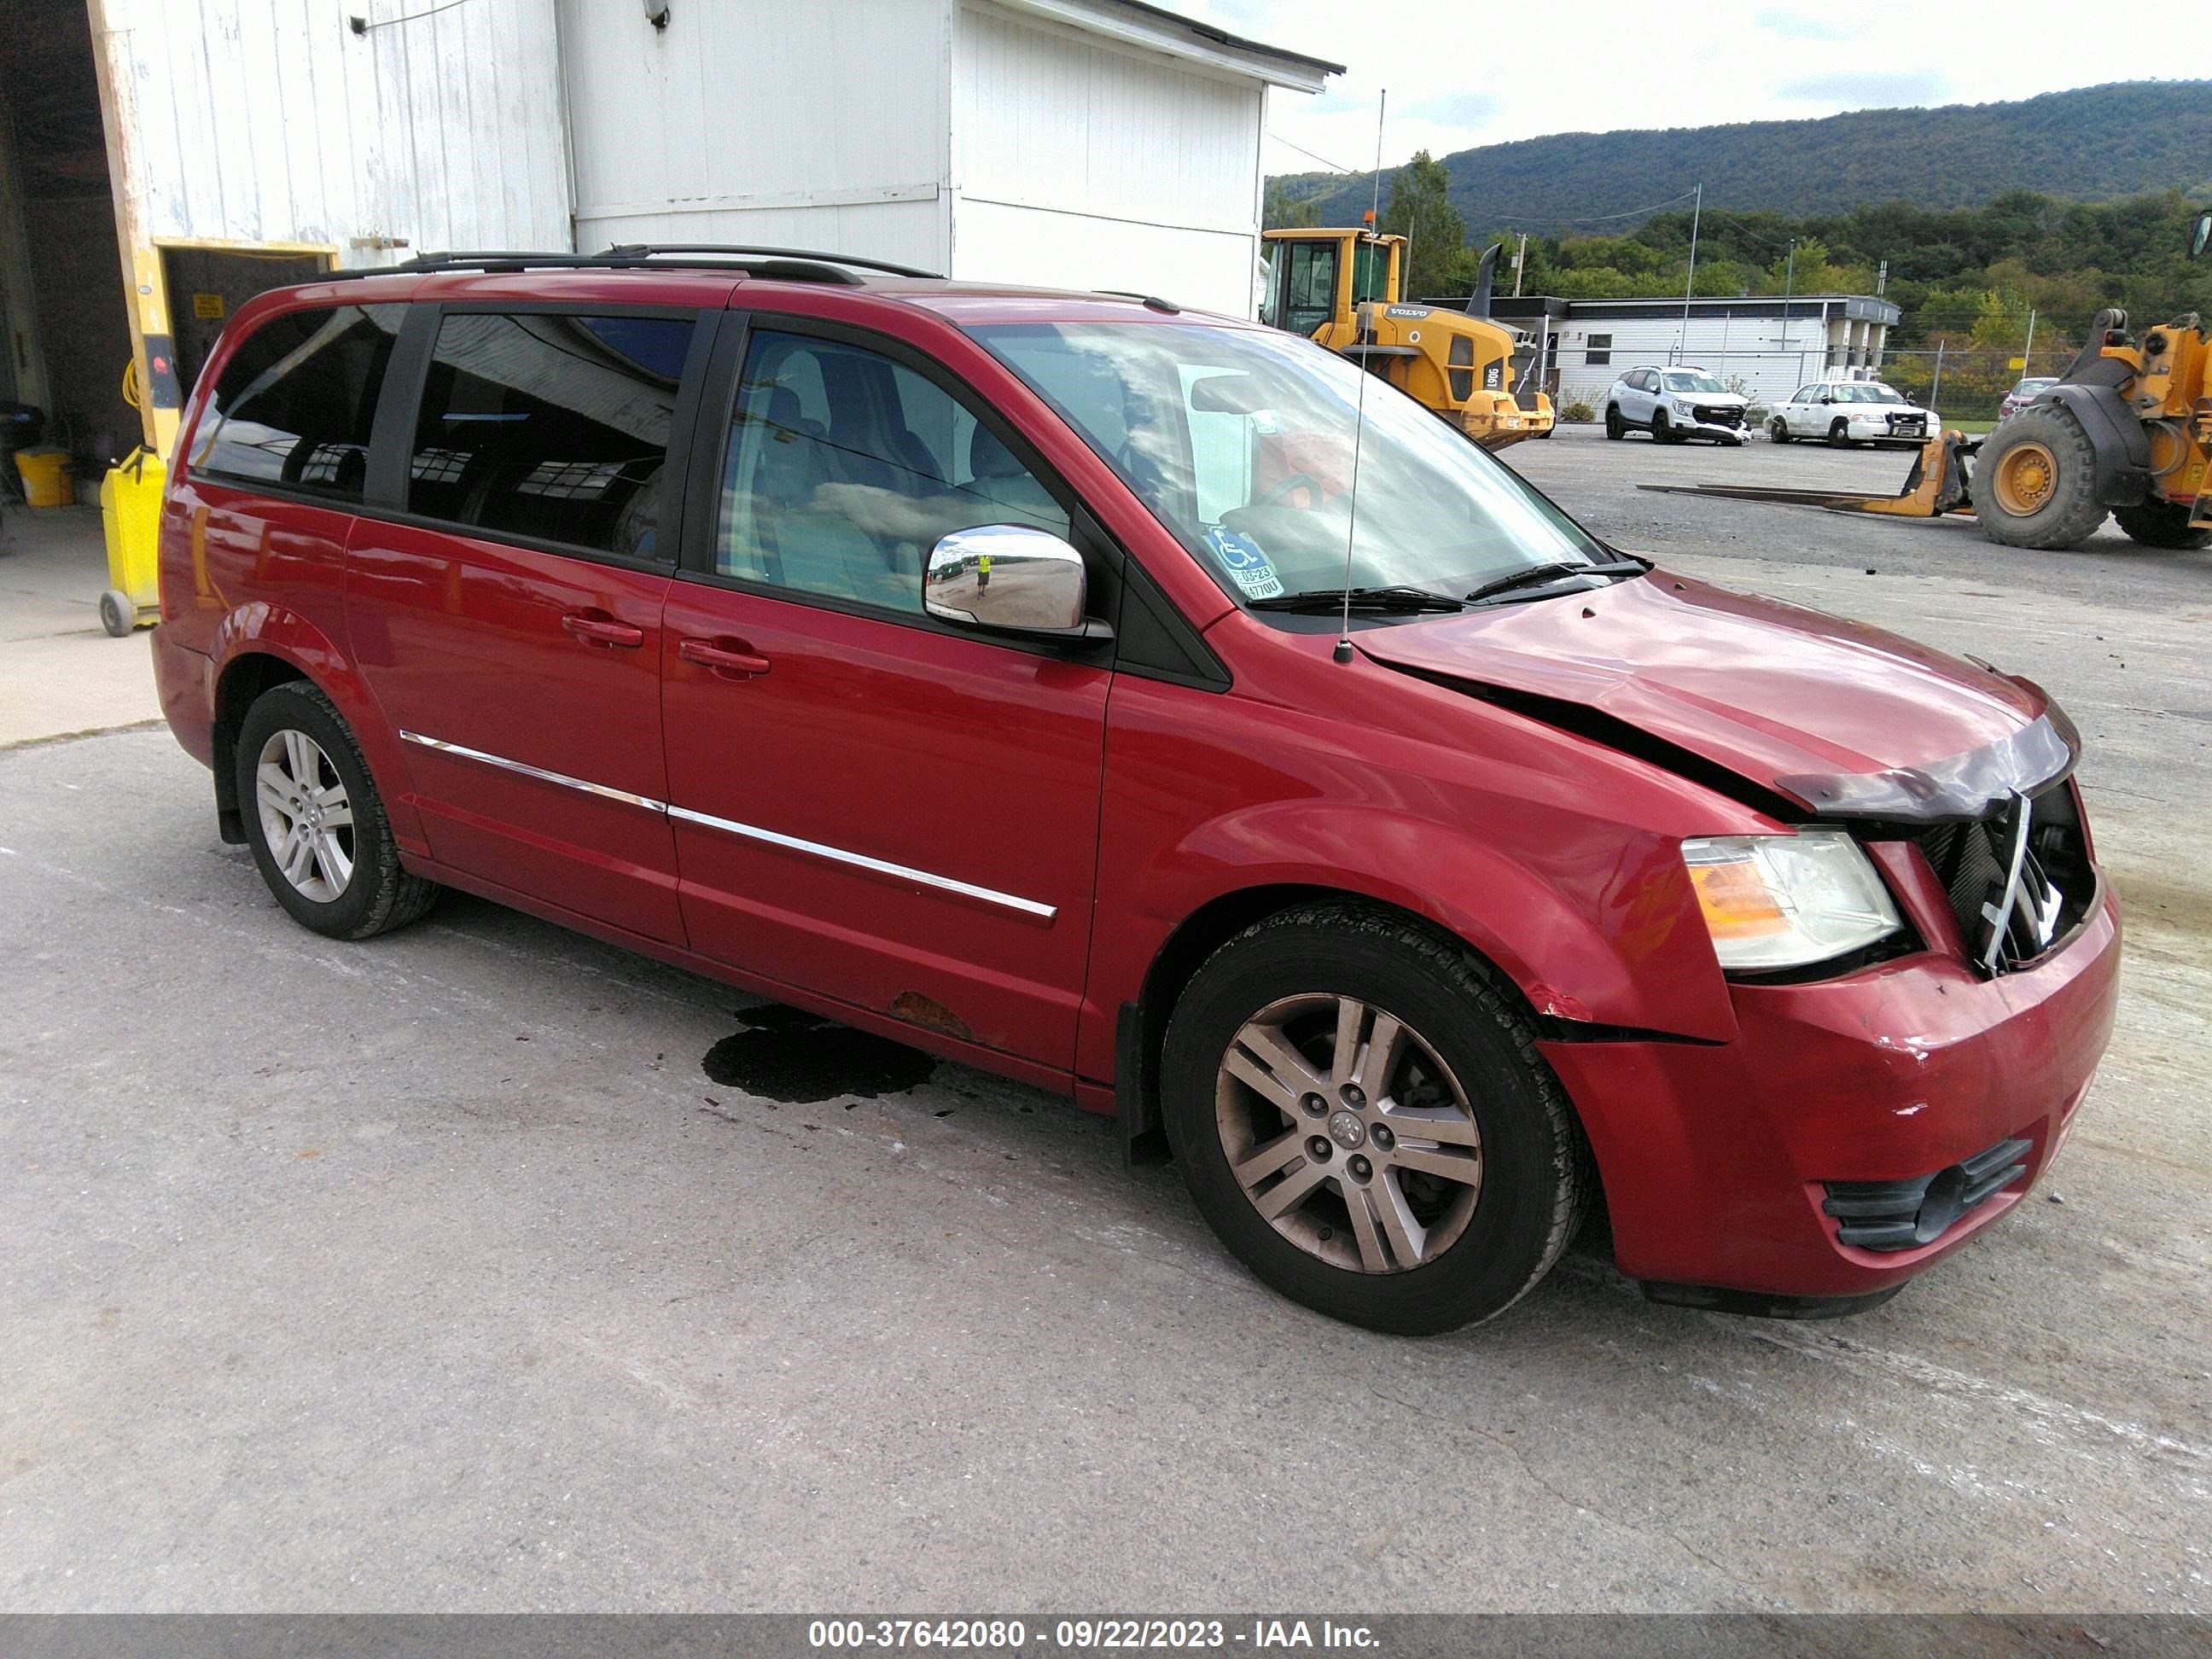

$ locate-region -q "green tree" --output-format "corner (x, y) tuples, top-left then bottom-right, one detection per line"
(1382, 150), (1465, 301)
(1262, 179), (1320, 231)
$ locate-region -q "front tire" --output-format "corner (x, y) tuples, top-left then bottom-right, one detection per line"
(2112, 498), (2212, 550)
(1974, 405), (2110, 550)
(1161, 904), (1591, 1336)
(1604, 405), (1625, 440)
(234, 682), (439, 940)
(1652, 410), (1677, 445)
(1826, 418), (1854, 449)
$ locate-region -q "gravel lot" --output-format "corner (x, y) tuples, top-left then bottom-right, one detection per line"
(3, 425), (2206, 1614)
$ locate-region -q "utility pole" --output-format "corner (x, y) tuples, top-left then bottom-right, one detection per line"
(2023, 307), (2036, 375)
(1677, 183), (1703, 364)
(1876, 259), (1887, 296)
(1512, 232), (1528, 298)
(1779, 237), (1796, 397)
(1930, 340), (1946, 413)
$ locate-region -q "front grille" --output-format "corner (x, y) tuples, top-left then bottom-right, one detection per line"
(1912, 781), (2094, 975)
(1888, 412), (1926, 434)
(1823, 1136), (2033, 1251)
(1693, 404), (1744, 428)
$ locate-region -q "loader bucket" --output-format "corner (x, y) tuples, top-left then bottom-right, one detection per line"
(1639, 432), (1981, 520)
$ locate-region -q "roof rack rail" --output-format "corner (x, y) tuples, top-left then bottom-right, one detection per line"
(597, 243), (943, 280)
(332, 247), (940, 287)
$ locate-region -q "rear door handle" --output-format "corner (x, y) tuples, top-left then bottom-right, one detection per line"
(679, 637), (771, 678)
(562, 612), (645, 649)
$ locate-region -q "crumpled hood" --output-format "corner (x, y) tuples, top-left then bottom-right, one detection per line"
(1359, 572), (2067, 818)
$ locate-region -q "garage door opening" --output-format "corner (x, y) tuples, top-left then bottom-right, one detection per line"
(0, 0), (134, 493)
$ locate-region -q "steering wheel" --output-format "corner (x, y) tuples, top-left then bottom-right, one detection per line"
(1255, 471), (1324, 509)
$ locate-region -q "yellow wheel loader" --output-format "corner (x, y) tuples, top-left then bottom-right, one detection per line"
(1260, 227), (1551, 450)
(1642, 207), (2212, 551)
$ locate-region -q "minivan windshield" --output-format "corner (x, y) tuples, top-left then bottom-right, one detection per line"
(969, 321), (1609, 605)
(1662, 370), (1727, 393)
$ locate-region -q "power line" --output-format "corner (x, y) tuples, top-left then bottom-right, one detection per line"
(1263, 131), (1360, 176)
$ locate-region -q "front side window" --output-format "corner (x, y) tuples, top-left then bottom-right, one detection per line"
(974, 320), (1605, 606)
(407, 311), (697, 558)
(714, 329), (1069, 613)
(191, 304), (403, 501)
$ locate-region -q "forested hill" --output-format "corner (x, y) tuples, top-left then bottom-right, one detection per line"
(1273, 82), (2212, 229)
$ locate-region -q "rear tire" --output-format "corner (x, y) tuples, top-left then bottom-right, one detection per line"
(1161, 903), (1591, 1336)
(1769, 417), (1791, 443)
(234, 682), (439, 940)
(1974, 405), (2110, 550)
(1604, 405), (1625, 440)
(2112, 498), (2212, 550)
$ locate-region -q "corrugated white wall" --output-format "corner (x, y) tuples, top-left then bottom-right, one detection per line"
(97, 0), (570, 258)
(560, 0), (954, 271)
(952, 2), (1262, 315)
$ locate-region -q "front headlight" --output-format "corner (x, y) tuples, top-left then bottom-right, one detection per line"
(1680, 830), (1902, 971)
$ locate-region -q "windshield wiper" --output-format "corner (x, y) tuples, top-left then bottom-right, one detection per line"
(1246, 585), (1466, 614)
(1464, 559), (1647, 605)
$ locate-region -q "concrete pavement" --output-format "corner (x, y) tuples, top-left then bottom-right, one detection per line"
(0, 504), (160, 748)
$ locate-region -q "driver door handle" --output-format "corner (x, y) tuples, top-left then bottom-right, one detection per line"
(562, 612), (645, 649)
(679, 637), (772, 678)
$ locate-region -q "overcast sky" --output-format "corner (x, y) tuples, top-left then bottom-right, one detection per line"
(1187, 0), (2197, 180)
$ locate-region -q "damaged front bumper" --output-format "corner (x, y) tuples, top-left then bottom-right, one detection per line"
(1541, 880), (2120, 1308)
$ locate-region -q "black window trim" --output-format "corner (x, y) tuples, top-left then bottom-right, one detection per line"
(357, 298), (719, 573)
(189, 300), (410, 509)
(675, 305), (1227, 690)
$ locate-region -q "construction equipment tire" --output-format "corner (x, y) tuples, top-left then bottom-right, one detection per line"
(1974, 405), (2110, 550)
(2112, 498), (2212, 551)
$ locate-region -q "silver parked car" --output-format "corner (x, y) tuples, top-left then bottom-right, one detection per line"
(1603, 366), (1749, 445)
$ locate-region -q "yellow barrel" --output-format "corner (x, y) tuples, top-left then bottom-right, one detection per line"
(14, 446), (72, 508)
(97, 447), (166, 635)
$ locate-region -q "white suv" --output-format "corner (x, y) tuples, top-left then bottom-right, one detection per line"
(1768, 380), (1938, 448)
(1603, 366), (1749, 445)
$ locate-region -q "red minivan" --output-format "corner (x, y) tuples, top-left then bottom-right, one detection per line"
(150, 249), (2120, 1333)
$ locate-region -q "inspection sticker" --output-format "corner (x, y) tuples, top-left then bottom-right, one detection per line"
(1207, 526), (1283, 599)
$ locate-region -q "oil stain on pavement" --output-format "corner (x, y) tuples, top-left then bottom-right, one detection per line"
(701, 1004), (938, 1104)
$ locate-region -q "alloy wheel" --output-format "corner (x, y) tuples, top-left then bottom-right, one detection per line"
(254, 728), (356, 903)
(1215, 993), (1483, 1275)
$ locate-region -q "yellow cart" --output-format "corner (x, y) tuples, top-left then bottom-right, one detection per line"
(97, 446), (166, 637)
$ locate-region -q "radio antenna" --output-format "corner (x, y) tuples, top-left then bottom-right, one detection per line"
(1334, 90), (1387, 666)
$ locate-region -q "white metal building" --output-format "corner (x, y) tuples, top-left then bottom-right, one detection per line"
(560, 0), (1336, 316)
(1493, 294), (1902, 408)
(0, 0), (1333, 471)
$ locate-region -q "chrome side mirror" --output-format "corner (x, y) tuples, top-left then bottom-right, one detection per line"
(923, 524), (1088, 636)
(2191, 210), (2211, 260)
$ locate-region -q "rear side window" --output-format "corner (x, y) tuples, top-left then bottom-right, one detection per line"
(191, 304), (402, 502)
(407, 311), (699, 559)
